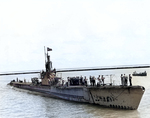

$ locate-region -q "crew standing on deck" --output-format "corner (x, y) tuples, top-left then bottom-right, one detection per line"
(124, 74), (128, 86)
(62, 79), (64, 86)
(97, 75), (101, 86)
(84, 76), (87, 87)
(123, 74), (126, 86)
(101, 75), (105, 85)
(80, 76), (83, 85)
(129, 74), (132, 86)
(121, 74), (123, 85)
(92, 76), (95, 86)
(90, 76), (92, 86)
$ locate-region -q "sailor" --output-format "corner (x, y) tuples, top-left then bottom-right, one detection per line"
(41, 70), (45, 79)
(121, 74), (123, 85)
(62, 79), (64, 86)
(89, 76), (92, 86)
(84, 76), (87, 87)
(126, 76), (128, 86)
(67, 77), (70, 86)
(124, 74), (128, 86)
(80, 76), (83, 85)
(93, 76), (95, 86)
(123, 74), (126, 86)
(101, 75), (105, 85)
(24, 79), (26, 83)
(53, 68), (56, 75)
(97, 75), (101, 86)
(129, 74), (132, 86)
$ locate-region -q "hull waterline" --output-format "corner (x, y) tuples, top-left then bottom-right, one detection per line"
(9, 82), (145, 110)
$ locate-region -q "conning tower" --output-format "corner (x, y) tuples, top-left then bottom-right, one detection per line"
(41, 47), (55, 85)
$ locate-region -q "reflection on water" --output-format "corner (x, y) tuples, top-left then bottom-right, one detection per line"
(0, 68), (150, 118)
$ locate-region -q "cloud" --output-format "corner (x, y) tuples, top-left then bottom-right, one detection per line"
(0, 0), (150, 72)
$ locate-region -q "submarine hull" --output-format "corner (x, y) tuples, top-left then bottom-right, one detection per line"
(9, 82), (144, 110)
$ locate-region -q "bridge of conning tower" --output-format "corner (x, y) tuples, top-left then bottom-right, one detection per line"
(45, 54), (52, 73)
(41, 47), (57, 85)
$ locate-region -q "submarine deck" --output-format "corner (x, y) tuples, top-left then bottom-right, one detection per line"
(10, 82), (144, 90)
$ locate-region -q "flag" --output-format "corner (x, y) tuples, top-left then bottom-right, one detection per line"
(47, 47), (52, 51)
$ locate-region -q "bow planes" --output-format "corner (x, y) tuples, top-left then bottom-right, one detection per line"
(7, 48), (146, 110)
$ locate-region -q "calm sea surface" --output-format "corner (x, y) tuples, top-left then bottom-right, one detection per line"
(0, 68), (150, 118)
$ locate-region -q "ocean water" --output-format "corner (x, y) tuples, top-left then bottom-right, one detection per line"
(0, 68), (150, 118)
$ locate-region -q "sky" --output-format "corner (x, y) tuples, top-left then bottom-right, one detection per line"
(0, 0), (150, 72)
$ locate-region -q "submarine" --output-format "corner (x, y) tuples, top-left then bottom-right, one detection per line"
(8, 47), (145, 110)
